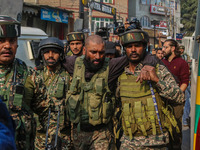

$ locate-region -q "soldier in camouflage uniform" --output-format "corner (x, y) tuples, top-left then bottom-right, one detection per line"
(32, 37), (71, 150)
(180, 45), (191, 63)
(116, 29), (185, 149)
(64, 34), (165, 150)
(0, 15), (37, 150)
(66, 32), (85, 56)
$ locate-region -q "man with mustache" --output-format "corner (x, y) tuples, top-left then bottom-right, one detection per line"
(116, 29), (184, 149)
(33, 37), (71, 149)
(162, 39), (189, 150)
(63, 34), (161, 149)
(0, 15), (40, 150)
(67, 32), (84, 56)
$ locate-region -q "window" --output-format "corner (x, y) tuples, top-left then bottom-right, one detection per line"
(155, 0), (163, 6)
(94, 0), (113, 4)
(140, 16), (150, 27)
(92, 17), (113, 32)
(141, 0), (150, 5)
(170, 1), (178, 10)
(103, 0), (113, 3)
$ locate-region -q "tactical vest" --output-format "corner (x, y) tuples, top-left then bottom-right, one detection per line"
(119, 72), (180, 140)
(37, 67), (70, 130)
(67, 56), (114, 126)
(0, 58), (35, 150)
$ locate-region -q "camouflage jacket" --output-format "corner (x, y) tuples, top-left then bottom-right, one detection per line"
(31, 65), (70, 141)
(0, 58), (36, 150)
(116, 63), (185, 147)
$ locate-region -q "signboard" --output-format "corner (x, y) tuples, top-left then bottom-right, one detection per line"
(159, 21), (167, 28)
(85, 1), (116, 16)
(41, 8), (68, 24)
(82, 0), (88, 6)
(176, 33), (183, 40)
(150, 4), (173, 16)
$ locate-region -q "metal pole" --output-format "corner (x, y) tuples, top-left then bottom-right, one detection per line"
(173, 0), (176, 39)
(154, 24), (156, 49)
(79, 0), (84, 19)
(192, 1), (200, 149)
(88, 0), (92, 35)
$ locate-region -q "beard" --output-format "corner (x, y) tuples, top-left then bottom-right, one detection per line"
(84, 56), (105, 72)
(163, 51), (172, 59)
(127, 50), (146, 64)
(42, 56), (60, 67)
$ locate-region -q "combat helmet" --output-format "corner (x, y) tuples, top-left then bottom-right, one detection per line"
(120, 29), (149, 47)
(66, 32), (85, 42)
(179, 45), (185, 49)
(38, 37), (64, 60)
(0, 15), (21, 37)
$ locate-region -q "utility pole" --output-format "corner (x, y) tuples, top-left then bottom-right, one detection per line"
(173, 0), (176, 39)
(152, 20), (157, 49)
(88, 0), (92, 35)
(164, 4), (170, 37)
(79, 0), (84, 19)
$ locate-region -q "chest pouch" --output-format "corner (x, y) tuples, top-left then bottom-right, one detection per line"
(12, 83), (24, 109)
(53, 77), (65, 99)
(67, 77), (81, 123)
(102, 92), (114, 124)
(95, 78), (104, 95)
(70, 77), (80, 94)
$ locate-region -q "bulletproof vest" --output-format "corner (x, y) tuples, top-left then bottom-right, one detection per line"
(0, 59), (28, 110)
(0, 58), (35, 150)
(118, 71), (180, 140)
(37, 66), (70, 130)
(67, 55), (115, 126)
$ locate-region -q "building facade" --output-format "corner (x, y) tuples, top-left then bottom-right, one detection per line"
(26, 0), (128, 41)
(23, 0), (74, 39)
(128, 0), (181, 48)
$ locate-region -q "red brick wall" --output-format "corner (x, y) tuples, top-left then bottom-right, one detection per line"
(25, 0), (128, 23)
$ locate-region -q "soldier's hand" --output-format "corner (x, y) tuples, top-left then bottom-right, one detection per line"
(136, 65), (159, 83)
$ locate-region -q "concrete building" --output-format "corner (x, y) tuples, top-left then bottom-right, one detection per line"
(23, 0), (74, 39)
(26, 0), (128, 41)
(128, 0), (182, 48)
(59, 0), (129, 41)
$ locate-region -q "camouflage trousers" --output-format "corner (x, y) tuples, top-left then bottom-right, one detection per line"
(72, 125), (116, 150)
(34, 132), (72, 150)
(120, 132), (169, 150)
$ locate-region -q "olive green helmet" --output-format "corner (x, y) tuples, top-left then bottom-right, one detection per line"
(120, 29), (149, 47)
(0, 15), (21, 37)
(66, 32), (85, 42)
(179, 45), (185, 49)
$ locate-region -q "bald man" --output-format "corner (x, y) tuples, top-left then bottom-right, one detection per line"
(63, 35), (160, 149)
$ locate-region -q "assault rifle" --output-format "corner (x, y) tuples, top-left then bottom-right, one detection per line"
(45, 108), (60, 150)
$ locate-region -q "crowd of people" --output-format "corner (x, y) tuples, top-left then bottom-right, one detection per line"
(0, 15), (191, 150)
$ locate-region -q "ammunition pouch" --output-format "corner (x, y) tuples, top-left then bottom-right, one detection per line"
(67, 56), (114, 127)
(119, 72), (180, 140)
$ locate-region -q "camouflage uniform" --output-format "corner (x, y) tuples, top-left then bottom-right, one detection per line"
(116, 28), (184, 150)
(0, 58), (36, 150)
(66, 32), (85, 56)
(117, 64), (185, 150)
(32, 65), (71, 150)
(72, 126), (115, 150)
